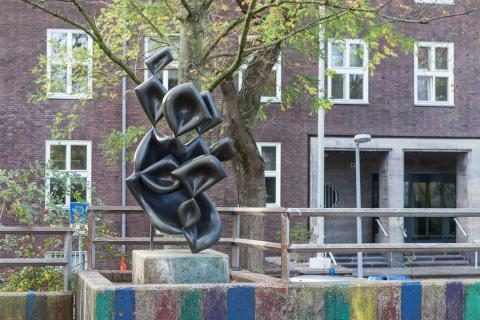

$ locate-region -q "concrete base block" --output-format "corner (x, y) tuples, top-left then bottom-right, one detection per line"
(132, 249), (229, 284)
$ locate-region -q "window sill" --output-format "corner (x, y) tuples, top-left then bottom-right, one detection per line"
(48, 93), (93, 100)
(261, 97), (282, 104)
(266, 203), (281, 208)
(414, 102), (454, 107)
(414, 1), (454, 5)
(332, 100), (369, 106)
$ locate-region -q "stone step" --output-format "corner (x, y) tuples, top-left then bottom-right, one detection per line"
(411, 252), (465, 257)
(406, 260), (470, 267)
(333, 253), (385, 258)
(410, 255), (466, 261)
(336, 258), (388, 264)
(340, 261), (390, 268)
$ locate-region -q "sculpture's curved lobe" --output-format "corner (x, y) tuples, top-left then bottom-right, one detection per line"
(127, 47), (233, 253)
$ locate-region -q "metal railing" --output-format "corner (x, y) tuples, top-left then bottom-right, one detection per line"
(0, 226), (73, 291)
(87, 206), (234, 270)
(88, 206), (480, 282)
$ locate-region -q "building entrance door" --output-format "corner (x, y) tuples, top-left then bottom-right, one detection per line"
(405, 174), (456, 242)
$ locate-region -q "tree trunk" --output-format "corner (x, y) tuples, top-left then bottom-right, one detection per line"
(220, 77), (266, 272)
(178, 2), (204, 87)
(220, 44), (281, 272)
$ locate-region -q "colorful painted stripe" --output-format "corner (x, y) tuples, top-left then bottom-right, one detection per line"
(325, 286), (349, 320)
(114, 288), (135, 319)
(227, 286), (255, 320)
(401, 282), (422, 320)
(446, 282), (464, 320)
(74, 274), (480, 320)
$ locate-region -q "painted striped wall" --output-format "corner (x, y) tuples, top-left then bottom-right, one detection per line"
(77, 272), (480, 320)
(0, 291), (72, 320)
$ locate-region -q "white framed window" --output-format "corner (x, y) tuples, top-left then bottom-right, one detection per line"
(144, 36), (179, 90)
(327, 39), (368, 104)
(238, 35), (282, 103)
(415, 0), (454, 5)
(45, 250), (87, 271)
(414, 42), (454, 106)
(239, 56), (282, 103)
(257, 143), (281, 207)
(47, 29), (93, 99)
(46, 140), (92, 207)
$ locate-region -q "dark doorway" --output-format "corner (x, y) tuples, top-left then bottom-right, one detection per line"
(405, 174), (456, 242)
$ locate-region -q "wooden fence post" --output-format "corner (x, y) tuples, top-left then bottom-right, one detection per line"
(64, 230), (73, 291)
(87, 209), (96, 270)
(280, 208), (290, 281)
(231, 213), (240, 269)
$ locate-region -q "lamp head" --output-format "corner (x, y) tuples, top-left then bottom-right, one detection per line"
(354, 134), (371, 144)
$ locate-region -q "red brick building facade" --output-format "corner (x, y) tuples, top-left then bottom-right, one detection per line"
(2, 1), (480, 266)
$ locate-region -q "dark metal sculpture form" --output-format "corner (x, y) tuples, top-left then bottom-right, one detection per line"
(126, 48), (234, 253)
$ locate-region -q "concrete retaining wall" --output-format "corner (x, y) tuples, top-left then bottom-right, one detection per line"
(76, 271), (480, 320)
(0, 291), (72, 320)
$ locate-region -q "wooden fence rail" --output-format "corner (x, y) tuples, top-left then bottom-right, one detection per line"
(0, 226), (73, 291)
(88, 206), (480, 281)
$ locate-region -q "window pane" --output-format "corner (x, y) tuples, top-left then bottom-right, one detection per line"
(167, 69), (178, 90)
(331, 74), (345, 99)
(148, 36), (179, 59)
(349, 43), (364, 67)
(331, 43), (345, 67)
(72, 33), (89, 62)
(443, 183), (456, 208)
(265, 177), (276, 204)
(417, 76), (432, 101)
(262, 69), (277, 97)
(261, 146), (276, 171)
(50, 177), (66, 205)
(418, 47), (430, 70)
(50, 32), (67, 59)
(447, 218), (456, 236)
(72, 64), (89, 94)
(349, 74), (364, 100)
(71, 177), (87, 203)
(429, 218), (441, 236)
(147, 38), (162, 58)
(429, 182), (442, 208)
(50, 64), (67, 93)
(414, 217), (427, 237)
(169, 35), (180, 60)
(72, 33), (88, 50)
(71, 145), (87, 170)
(435, 47), (448, 70)
(50, 145), (66, 170)
(412, 182), (428, 208)
(435, 77), (448, 101)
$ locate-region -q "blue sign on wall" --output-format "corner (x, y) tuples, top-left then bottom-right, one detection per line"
(70, 202), (88, 224)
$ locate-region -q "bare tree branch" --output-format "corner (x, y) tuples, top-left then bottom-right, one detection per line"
(20, 0), (96, 40)
(69, 0), (142, 84)
(235, 0), (248, 14)
(201, 2), (280, 63)
(180, 0), (194, 17)
(202, 0), (479, 63)
(207, 0), (258, 91)
(127, 0), (169, 43)
(379, 6), (480, 24)
(201, 0), (214, 10)
(207, 9), (349, 63)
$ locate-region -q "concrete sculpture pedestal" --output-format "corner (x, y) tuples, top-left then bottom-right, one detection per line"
(132, 249), (229, 284)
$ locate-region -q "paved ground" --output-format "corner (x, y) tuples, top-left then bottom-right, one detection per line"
(266, 256), (480, 279)
(359, 266), (480, 278)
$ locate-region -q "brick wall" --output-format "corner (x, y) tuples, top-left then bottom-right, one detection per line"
(2, 1), (480, 243)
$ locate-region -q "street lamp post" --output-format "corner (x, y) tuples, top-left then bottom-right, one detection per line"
(354, 134), (371, 279)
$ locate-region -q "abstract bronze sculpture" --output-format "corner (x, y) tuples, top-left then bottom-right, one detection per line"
(126, 48), (234, 253)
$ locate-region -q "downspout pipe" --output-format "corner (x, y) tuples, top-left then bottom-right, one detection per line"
(121, 75), (127, 252)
